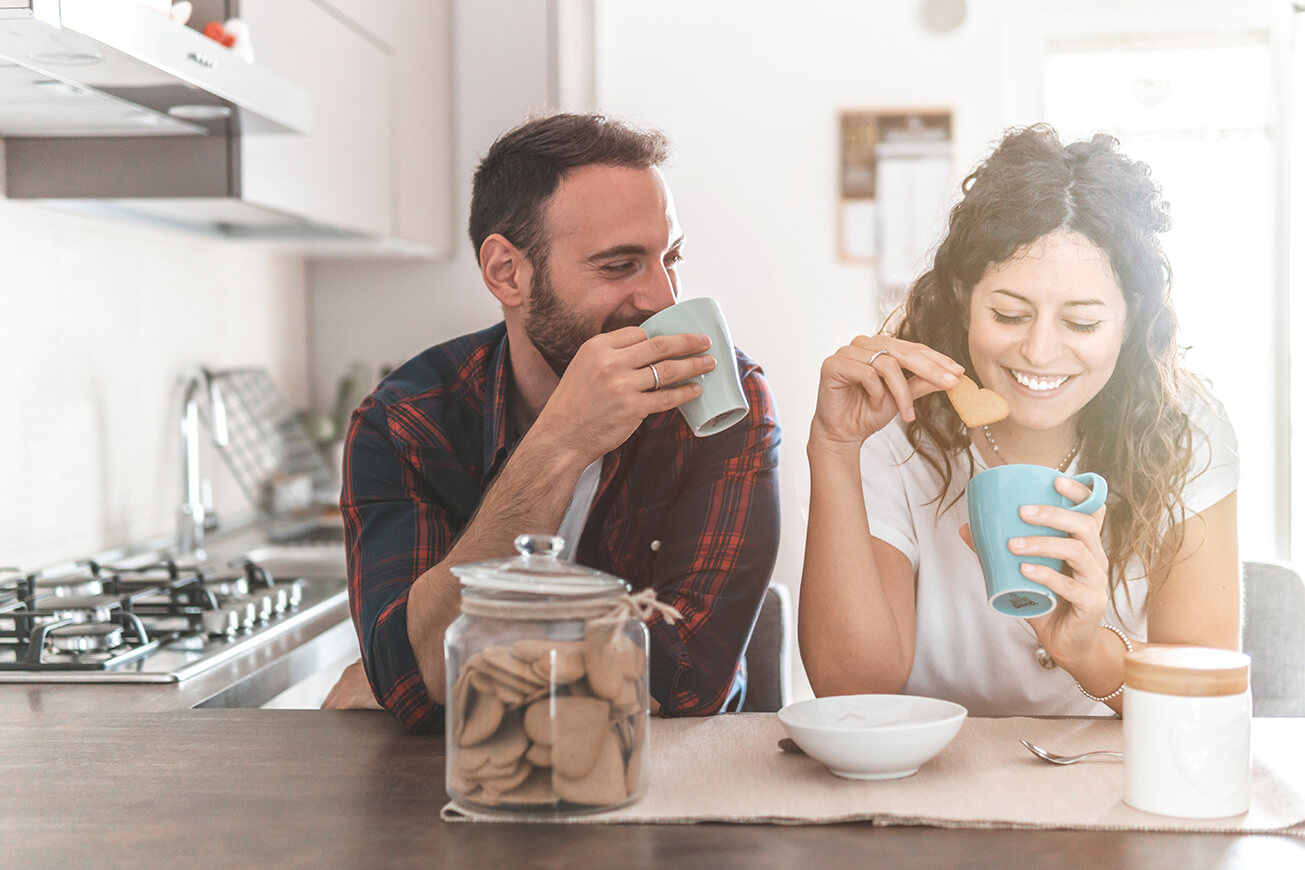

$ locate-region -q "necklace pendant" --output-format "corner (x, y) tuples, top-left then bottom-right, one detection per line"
(1035, 646), (1057, 670)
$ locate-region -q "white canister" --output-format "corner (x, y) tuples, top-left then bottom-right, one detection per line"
(1123, 646), (1252, 818)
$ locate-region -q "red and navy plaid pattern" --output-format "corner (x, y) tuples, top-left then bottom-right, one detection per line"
(341, 322), (782, 732)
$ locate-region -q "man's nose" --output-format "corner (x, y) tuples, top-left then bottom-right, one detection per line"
(635, 263), (678, 312)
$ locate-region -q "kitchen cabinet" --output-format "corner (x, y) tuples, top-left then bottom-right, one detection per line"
(239, 0), (454, 256)
(240, 0), (394, 238)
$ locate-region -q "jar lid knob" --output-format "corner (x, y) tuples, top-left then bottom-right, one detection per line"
(514, 534), (565, 559)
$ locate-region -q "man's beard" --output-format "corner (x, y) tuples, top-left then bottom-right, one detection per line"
(523, 260), (653, 378)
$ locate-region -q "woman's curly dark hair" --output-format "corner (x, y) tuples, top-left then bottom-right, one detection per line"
(892, 124), (1206, 611)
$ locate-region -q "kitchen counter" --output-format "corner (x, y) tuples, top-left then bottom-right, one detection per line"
(5, 710), (1302, 869)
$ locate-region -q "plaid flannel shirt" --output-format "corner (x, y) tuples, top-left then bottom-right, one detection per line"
(341, 322), (782, 732)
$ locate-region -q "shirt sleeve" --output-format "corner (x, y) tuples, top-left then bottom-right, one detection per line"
(1180, 391), (1240, 519)
(859, 421), (920, 572)
(645, 363), (782, 716)
(340, 397), (450, 733)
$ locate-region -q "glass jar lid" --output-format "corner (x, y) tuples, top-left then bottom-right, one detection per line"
(450, 534), (630, 597)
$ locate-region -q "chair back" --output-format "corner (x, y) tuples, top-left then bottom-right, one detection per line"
(740, 582), (792, 713)
(1243, 560), (1305, 717)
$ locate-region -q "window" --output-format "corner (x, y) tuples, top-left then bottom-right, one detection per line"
(1044, 35), (1281, 560)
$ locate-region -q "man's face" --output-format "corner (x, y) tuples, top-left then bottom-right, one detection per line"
(523, 165), (683, 377)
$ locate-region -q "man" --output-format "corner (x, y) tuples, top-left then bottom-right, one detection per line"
(324, 113), (781, 730)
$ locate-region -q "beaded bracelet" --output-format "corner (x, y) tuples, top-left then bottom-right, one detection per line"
(1074, 623), (1133, 703)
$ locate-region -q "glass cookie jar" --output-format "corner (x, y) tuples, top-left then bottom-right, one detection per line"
(445, 534), (667, 816)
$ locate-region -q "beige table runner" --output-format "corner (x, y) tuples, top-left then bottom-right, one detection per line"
(443, 714), (1305, 833)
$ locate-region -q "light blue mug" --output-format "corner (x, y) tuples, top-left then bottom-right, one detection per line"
(640, 297), (749, 437)
(966, 464), (1108, 618)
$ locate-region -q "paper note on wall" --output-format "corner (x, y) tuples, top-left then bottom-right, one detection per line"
(875, 140), (953, 291)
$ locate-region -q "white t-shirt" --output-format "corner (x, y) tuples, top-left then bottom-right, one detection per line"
(859, 394), (1239, 716)
(557, 459), (602, 561)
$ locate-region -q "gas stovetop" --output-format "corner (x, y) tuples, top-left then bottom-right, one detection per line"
(0, 556), (346, 683)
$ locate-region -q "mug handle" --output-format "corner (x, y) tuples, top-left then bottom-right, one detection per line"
(1067, 472), (1108, 514)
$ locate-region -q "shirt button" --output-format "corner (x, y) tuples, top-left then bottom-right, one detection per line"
(650, 540), (662, 551)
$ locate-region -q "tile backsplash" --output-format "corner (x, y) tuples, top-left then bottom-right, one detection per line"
(0, 197), (310, 570)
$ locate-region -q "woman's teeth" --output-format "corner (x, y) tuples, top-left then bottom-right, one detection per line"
(1009, 369), (1069, 392)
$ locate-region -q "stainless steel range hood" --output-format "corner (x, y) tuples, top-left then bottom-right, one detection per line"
(0, 0), (356, 241)
(0, 0), (309, 136)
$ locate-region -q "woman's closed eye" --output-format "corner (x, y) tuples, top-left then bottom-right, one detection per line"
(991, 310), (1103, 333)
(1064, 320), (1102, 334)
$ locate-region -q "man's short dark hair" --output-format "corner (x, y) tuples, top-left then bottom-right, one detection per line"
(468, 113), (671, 264)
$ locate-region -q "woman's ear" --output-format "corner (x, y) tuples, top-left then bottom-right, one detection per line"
(479, 234), (532, 308)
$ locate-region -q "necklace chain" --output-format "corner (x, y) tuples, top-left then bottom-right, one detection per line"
(981, 425), (1082, 474)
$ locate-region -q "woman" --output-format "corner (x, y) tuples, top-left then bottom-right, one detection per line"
(800, 125), (1240, 715)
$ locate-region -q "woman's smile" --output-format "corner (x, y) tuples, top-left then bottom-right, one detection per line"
(1005, 367), (1073, 395)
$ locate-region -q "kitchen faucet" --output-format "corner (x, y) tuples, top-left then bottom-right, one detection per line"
(177, 367), (229, 556)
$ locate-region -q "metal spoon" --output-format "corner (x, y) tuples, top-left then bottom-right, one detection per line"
(1020, 738), (1122, 765)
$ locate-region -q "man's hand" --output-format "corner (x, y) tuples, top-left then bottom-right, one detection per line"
(530, 327), (716, 465)
(321, 658), (384, 710)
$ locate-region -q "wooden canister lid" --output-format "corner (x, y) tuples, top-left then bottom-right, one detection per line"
(1124, 645), (1250, 697)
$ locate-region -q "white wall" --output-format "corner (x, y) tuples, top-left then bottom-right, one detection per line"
(0, 197), (308, 569)
(593, 0), (1016, 697)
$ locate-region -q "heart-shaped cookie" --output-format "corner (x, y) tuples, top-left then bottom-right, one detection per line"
(459, 684), (505, 747)
(946, 375), (1009, 427)
(585, 630), (641, 701)
(496, 767), (557, 806)
(478, 758), (534, 800)
(554, 731), (627, 806)
(548, 696), (615, 779)
(458, 711), (528, 771)
(525, 741), (553, 767)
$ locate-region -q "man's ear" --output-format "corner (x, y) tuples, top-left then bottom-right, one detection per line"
(479, 233), (533, 308)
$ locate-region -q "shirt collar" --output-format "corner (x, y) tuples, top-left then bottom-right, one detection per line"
(482, 329), (514, 476)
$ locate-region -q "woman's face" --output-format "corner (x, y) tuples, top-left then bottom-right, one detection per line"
(967, 230), (1129, 433)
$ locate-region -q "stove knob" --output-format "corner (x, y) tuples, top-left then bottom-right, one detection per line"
(276, 579), (306, 609)
(235, 599), (257, 629)
(201, 607), (239, 637)
(247, 592), (274, 622)
(268, 585), (289, 614)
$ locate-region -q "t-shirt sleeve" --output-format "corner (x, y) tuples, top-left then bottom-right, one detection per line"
(1180, 391), (1240, 519)
(859, 423), (920, 572)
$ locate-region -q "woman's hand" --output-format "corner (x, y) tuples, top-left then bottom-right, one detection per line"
(809, 336), (964, 453)
(1014, 476), (1112, 671)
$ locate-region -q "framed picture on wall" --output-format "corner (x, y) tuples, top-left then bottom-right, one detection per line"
(838, 109), (953, 266)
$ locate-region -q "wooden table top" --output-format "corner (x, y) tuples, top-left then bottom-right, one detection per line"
(4, 710), (1302, 869)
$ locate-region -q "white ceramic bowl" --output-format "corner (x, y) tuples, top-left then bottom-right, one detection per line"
(778, 694), (967, 780)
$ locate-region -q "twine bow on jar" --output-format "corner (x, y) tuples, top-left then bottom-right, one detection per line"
(589, 587), (682, 628)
